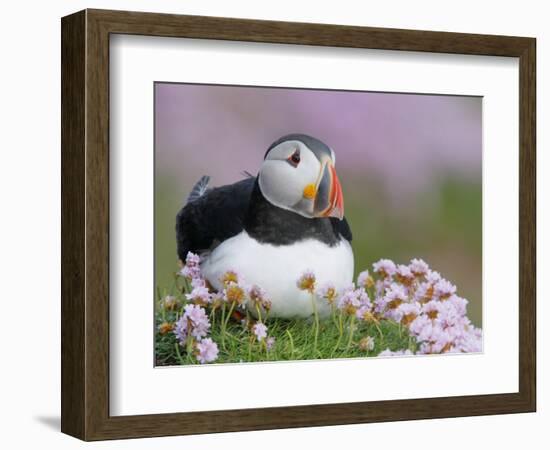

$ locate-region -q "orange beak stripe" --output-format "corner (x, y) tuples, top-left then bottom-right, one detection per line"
(327, 164), (344, 219)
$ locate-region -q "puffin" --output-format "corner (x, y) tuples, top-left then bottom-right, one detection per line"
(176, 134), (354, 319)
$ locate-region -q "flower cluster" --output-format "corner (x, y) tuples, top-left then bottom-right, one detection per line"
(185, 277), (212, 305)
(196, 338), (219, 364)
(369, 258), (482, 355)
(161, 252), (482, 365)
(179, 251), (201, 279)
(172, 253), (276, 362)
(299, 257), (482, 356)
(173, 253), (219, 363)
(337, 286), (364, 315)
(174, 304), (211, 343)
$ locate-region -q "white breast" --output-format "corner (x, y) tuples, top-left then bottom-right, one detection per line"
(201, 231), (354, 319)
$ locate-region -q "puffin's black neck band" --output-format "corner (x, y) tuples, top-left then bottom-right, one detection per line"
(244, 179), (341, 247)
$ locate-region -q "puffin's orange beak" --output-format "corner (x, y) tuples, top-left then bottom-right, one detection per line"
(327, 164), (344, 220)
(312, 162), (344, 220)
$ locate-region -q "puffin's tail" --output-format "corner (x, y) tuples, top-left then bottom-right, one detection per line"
(186, 175), (210, 204)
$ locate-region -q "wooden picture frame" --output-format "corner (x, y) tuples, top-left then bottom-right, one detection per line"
(61, 9), (536, 441)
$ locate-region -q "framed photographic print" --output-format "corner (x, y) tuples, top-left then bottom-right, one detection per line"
(61, 9), (536, 441)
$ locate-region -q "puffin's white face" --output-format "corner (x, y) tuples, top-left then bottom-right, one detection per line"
(258, 139), (344, 220)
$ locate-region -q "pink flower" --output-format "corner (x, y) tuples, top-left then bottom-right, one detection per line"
(174, 304), (211, 344)
(357, 288), (372, 308)
(434, 279), (457, 300)
(191, 277), (206, 288)
(422, 300), (442, 320)
(354, 289), (375, 320)
(414, 281), (435, 303)
(252, 322), (268, 341)
(248, 284), (272, 311)
(220, 270), (241, 287)
(356, 303), (374, 321)
(426, 270), (442, 284)
(395, 264), (414, 285)
(337, 286), (362, 313)
(248, 284), (267, 304)
(196, 338), (219, 363)
(223, 281), (247, 305)
(417, 326), (454, 354)
(317, 282), (338, 305)
(180, 265), (198, 279)
(185, 252), (200, 267)
(381, 283), (408, 317)
(449, 295), (468, 316)
(210, 292), (225, 308)
(357, 270), (373, 288)
(266, 336), (276, 350)
(296, 270), (316, 293)
(436, 302), (464, 328)
(180, 252), (201, 279)
(373, 259), (396, 278)
(394, 302), (421, 325)
(409, 314), (432, 340)
(409, 258), (429, 277)
(185, 284), (211, 305)
(454, 327), (483, 353)
(374, 278), (391, 299)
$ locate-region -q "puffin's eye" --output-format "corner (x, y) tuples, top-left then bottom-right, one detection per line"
(287, 149), (300, 167)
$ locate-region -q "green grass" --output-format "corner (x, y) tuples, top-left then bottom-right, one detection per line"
(155, 274), (414, 366)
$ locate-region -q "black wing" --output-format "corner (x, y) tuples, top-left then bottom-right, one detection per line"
(331, 217), (352, 242)
(176, 177), (255, 261)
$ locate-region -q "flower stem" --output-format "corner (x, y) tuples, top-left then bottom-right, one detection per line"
(175, 342), (186, 365)
(310, 293), (319, 354)
(255, 304), (263, 323)
(286, 329), (295, 355)
(160, 297), (166, 322)
(181, 277), (191, 295)
(185, 336), (194, 364)
(224, 302), (236, 331)
(346, 315), (356, 351)
(374, 322), (384, 340)
(209, 306), (215, 323)
(220, 304), (226, 348)
(332, 312), (344, 355)
(222, 302), (236, 350)
(331, 304), (338, 329)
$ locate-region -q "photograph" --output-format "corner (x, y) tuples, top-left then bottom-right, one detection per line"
(154, 82), (483, 366)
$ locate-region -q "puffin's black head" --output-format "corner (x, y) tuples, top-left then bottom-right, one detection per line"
(258, 134), (344, 220)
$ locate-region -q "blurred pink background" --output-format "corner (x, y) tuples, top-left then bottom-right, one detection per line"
(155, 83), (481, 199)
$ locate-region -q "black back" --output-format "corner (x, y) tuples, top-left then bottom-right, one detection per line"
(176, 176), (352, 262)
